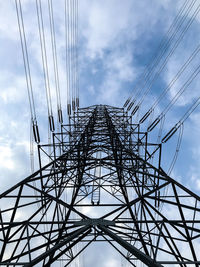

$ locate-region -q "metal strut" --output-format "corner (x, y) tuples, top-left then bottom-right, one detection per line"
(98, 225), (163, 267)
(1, 105), (200, 266)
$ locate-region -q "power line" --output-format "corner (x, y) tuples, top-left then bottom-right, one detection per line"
(137, 0), (200, 110)
(64, 0), (79, 116)
(75, 0), (79, 109)
(147, 61), (200, 132)
(131, 0), (200, 118)
(65, 0), (71, 116)
(124, 0), (194, 109)
(71, 0), (76, 112)
(15, 0), (36, 122)
(126, 0), (199, 116)
(139, 44), (200, 125)
(160, 97), (200, 175)
(15, 0), (40, 144)
(48, 0), (63, 124)
(36, 0), (55, 132)
(162, 96), (200, 143)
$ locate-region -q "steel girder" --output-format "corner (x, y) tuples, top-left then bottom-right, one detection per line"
(0, 105), (200, 266)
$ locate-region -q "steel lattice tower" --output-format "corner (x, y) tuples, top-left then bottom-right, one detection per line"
(1, 105), (200, 266)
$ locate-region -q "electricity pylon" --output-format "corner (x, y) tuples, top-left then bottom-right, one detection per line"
(1, 105), (200, 266)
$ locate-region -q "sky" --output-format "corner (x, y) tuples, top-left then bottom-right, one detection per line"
(1, 0), (200, 266)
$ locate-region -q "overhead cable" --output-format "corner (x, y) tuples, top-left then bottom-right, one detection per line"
(160, 97), (200, 175)
(131, 0), (200, 117)
(72, 0), (76, 112)
(65, 0), (79, 116)
(70, 0), (78, 113)
(15, 0), (40, 143)
(36, 0), (55, 132)
(162, 97), (200, 143)
(124, 0), (193, 109)
(47, 0), (63, 124)
(148, 62), (200, 132)
(75, 0), (79, 109)
(65, 0), (71, 116)
(139, 44), (200, 124)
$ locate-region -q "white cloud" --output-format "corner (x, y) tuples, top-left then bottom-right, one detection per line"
(80, 0), (132, 58)
(105, 50), (136, 81)
(1, 0), (200, 266)
(0, 145), (15, 170)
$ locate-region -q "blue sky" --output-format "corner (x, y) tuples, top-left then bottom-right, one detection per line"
(1, 0), (200, 266)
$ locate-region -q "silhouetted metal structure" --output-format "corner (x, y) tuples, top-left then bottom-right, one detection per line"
(1, 105), (200, 266)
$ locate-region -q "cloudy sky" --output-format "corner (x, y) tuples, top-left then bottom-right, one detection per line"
(1, 0), (200, 266)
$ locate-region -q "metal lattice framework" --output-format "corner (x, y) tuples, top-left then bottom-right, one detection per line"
(1, 105), (200, 266)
